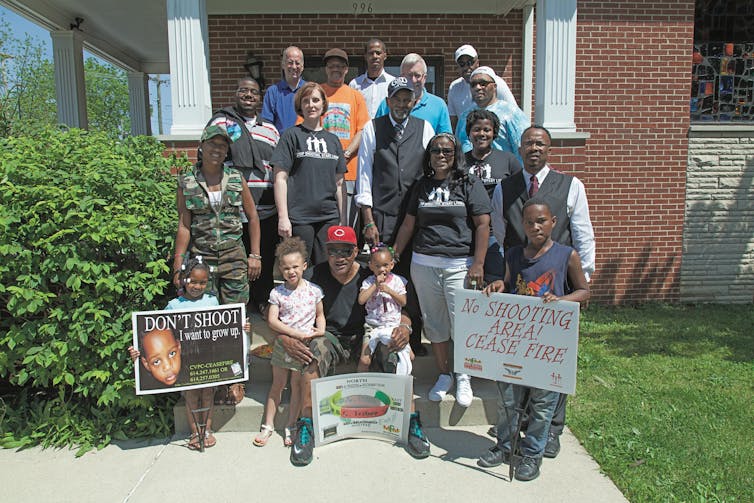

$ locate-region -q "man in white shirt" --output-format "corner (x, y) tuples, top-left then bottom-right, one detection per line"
(356, 77), (435, 357)
(349, 38), (395, 118)
(490, 125), (595, 459)
(447, 44), (518, 131)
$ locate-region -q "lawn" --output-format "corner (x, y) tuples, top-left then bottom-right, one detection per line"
(570, 304), (753, 502)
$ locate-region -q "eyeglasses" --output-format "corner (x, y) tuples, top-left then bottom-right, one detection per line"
(470, 80), (494, 88)
(327, 247), (355, 258)
(404, 72), (425, 80)
(237, 87), (261, 96)
(457, 59), (477, 68)
(429, 147), (455, 156)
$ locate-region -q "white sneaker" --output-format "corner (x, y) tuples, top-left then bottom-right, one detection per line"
(455, 373), (473, 407)
(428, 373), (454, 401)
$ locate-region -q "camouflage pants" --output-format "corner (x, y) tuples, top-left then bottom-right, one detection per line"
(191, 243), (249, 305)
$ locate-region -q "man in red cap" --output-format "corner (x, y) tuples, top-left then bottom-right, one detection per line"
(279, 225), (430, 466)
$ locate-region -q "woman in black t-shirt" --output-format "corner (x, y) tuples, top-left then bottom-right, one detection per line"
(272, 82), (347, 273)
(393, 133), (491, 408)
(464, 109), (522, 283)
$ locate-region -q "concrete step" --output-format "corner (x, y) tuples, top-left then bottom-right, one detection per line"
(174, 376), (500, 434)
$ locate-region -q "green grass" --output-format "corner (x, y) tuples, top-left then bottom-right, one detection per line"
(570, 304), (753, 502)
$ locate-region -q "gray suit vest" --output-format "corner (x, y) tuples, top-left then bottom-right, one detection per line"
(501, 169), (574, 249)
(371, 115), (426, 219)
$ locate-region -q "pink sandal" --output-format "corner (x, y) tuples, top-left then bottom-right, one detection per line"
(253, 424), (274, 447)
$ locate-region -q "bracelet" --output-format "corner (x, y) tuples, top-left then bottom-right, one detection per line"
(362, 222), (375, 234)
(248, 254), (262, 260)
(399, 323), (412, 335)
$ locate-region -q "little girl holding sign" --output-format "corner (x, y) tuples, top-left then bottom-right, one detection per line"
(129, 257), (248, 451)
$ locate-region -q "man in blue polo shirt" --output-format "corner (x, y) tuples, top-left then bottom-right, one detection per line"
(374, 53), (451, 134)
(261, 46), (306, 132)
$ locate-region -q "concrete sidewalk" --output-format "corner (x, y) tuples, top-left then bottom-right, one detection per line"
(1, 426), (628, 503)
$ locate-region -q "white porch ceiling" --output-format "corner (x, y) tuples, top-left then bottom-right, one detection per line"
(1, 0), (531, 73)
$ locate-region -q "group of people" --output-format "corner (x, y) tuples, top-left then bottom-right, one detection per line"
(133, 38), (596, 480)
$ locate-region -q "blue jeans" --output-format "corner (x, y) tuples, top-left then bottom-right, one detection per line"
(495, 382), (559, 457)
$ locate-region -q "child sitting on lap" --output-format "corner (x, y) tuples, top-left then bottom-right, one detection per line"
(357, 243), (413, 375)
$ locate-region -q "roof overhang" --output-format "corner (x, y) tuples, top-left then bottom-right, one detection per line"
(1, 0), (532, 74)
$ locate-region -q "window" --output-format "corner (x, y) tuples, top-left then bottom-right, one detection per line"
(692, 0), (754, 122)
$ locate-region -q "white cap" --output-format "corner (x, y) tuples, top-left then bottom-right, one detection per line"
(454, 44), (478, 62)
(470, 66), (498, 81)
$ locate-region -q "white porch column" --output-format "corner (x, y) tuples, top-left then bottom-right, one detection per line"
(521, 2), (534, 119)
(167, 0), (212, 137)
(534, 0), (577, 132)
(127, 72), (152, 136)
(51, 31), (87, 129)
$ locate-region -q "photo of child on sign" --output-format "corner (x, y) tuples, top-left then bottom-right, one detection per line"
(131, 304), (248, 394)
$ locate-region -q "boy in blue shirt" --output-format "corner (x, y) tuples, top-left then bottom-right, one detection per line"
(477, 198), (590, 481)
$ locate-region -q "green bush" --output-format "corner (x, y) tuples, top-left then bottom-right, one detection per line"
(0, 127), (190, 454)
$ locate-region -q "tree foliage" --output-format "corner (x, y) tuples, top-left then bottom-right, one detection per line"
(0, 127), (190, 454)
(0, 14), (130, 138)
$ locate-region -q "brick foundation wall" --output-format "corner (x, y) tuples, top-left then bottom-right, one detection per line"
(198, 1), (695, 304)
(682, 132), (754, 303)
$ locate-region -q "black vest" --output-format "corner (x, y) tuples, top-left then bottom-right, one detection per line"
(502, 169), (573, 249)
(371, 115), (426, 222)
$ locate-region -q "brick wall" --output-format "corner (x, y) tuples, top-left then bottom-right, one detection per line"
(682, 132), (754, 303)
(207, 13), (523, 112)
(573, 1), (694, 303)
(199, 1), (696, 304)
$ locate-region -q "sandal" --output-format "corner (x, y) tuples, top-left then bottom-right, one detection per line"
(227, 383), (245, 405)
(187, 433), (202, 451)
(204, 430), (216, 448)
(253, 424), (274, 447)
(284, 427), (295, 447)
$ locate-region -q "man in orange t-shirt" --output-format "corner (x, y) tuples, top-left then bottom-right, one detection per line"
(320, 48), (370, 182)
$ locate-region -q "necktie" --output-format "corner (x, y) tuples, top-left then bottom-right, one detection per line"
(394, 123), (403, 140)
(529, 175), (539, 198)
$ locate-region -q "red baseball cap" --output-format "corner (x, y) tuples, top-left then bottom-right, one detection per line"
(326, 225), (357, 246)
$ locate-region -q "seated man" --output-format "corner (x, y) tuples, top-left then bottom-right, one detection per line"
(277, 225), (430, 466)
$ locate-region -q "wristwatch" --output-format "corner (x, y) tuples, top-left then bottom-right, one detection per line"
(319, 389), (392, 418)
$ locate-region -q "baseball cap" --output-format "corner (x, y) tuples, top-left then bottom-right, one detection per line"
(470, 66), (498, 81)
(387, 76), (414, 98)
(323, 48), (349, 65)
(455, 44), (478, 62)
(326, 225), (358, 246)
(200, 124), (231, 143)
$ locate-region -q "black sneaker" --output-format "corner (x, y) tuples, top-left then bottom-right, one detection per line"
(406, 412), (430, 459)
(290, 417), (314, 466)
(514, 455), (542, 481)
(487, 425), (498, 438)
(543, 431), (560, 458)
(477, 445), (510, 467)
(384, 351), (398, 374)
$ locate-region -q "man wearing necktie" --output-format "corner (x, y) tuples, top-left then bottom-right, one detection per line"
(355, 77), (435, 355)
(490, 125), (596, 459)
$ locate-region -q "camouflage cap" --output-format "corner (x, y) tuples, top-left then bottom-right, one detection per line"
(200, 124), (232, 143)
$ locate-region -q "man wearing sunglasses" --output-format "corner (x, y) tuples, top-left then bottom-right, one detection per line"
(447, 44), (518, 131)
(455, 66), (530, 162)
(279, 225), (431, 465)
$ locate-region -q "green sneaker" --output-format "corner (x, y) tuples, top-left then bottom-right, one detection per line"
(406, 412), (430, 459)
(290, 417), (314, 466)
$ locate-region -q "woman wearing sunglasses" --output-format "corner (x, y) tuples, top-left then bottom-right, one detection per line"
(393, 133), (491, 408)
